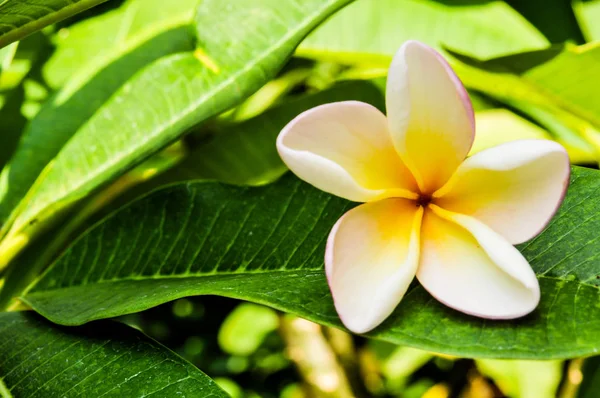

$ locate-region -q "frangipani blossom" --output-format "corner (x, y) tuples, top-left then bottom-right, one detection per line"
(277, 41), (570, 334)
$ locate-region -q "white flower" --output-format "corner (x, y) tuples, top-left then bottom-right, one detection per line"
(277, 41), (570, 333)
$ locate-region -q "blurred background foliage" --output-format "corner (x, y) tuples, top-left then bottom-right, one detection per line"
(3, 0), (600, 396)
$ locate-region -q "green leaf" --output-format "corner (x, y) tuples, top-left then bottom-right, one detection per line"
(21, 166), (600, 359)
(448, 44), (600, 159)
(297, 0), (548, 62)
(476, 359), (562, 398)
(453, 45), (600, 128)
(42, 0), (198, 90)
(0, 0), (197, 229)
(0, 0), (109, 49)
(218, 303), (279, 356)
(505, 0), (584, 43)
(0, 42), (17, 74)
(0, 0), (355, 266)
(578, 356), (600, 398)
(157, 80), (384, 186)
(0, 311), (228, 397)
(574, 0), (600, 42)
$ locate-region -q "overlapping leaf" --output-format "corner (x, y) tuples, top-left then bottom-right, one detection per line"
(448, 45), (600, 160)
(298, 0), (548, 62)
(505, 0), (584, 43)
(0, 311), (228, 397)
(0, 0), (355, 264)
(0, 0), (197, 226)
(574, 0), (600, 41)
(22, 166), (600, 359)
(158, 80), (385, 186)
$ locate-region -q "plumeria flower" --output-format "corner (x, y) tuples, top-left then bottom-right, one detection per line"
(276, 41), (570, 334)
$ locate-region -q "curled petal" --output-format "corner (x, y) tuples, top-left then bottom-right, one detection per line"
(417, 205), (540, 319)
(326, 199), (423, 333)
(434, 140), (570, 244)
(386, 41), (474, 194)
(277, 101), (418, 202)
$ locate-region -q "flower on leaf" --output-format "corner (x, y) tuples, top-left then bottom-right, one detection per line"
(276, 41), (570, 334)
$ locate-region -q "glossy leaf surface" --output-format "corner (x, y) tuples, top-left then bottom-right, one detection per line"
(23, 167), (600, 359)
(0, 311), (228, 397)
(1, 0), (354, 254)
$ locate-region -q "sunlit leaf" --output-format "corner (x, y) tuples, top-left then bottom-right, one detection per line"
(158, 80), (384, 187)
(0, 0), (197, 230)
(0, 0), (109, 49)
(574, 0), (600, 42)
(435, 45), (600, 165)
(21, 166), (600, 359)
(476, 359), (562, 398)
(298, 0), (548, 62)
(471, 109), (552, 156)
(43, 0), (198, 90)
(0, 0), (355, 269)
(218, 303), (279, 356)
(0, 42), (17, 74)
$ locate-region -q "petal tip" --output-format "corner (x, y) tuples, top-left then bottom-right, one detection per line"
(514, 140), (571, 244)
(390, 40), (475, 150)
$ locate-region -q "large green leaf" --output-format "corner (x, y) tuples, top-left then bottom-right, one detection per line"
(297, 0), (548, 62)
(0, 0), (197, 228)
(0, 0), (108, 49)
(22, 166), (600, 359)
(0, 0), (355, 265)
(0, 311), (228, 397)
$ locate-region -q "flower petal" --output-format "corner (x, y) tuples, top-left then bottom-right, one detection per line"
(386, 41), (474, 194)
(417, 205), (540, 319)
(326, 199), (423, 333)
(434, 140), (570, 244)
(277, 101), (418, 202)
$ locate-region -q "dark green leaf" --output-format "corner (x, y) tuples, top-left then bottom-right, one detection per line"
(0, 0), (109, 49)
(0, 311), (228, 397)
(505, 0), (584, 43)
(22, 166), (600, 359)
(578, 356), (600, 398)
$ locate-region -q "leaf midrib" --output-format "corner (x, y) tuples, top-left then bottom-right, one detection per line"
(31, 268), (325, 293)
(27, 271), (598, 297)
